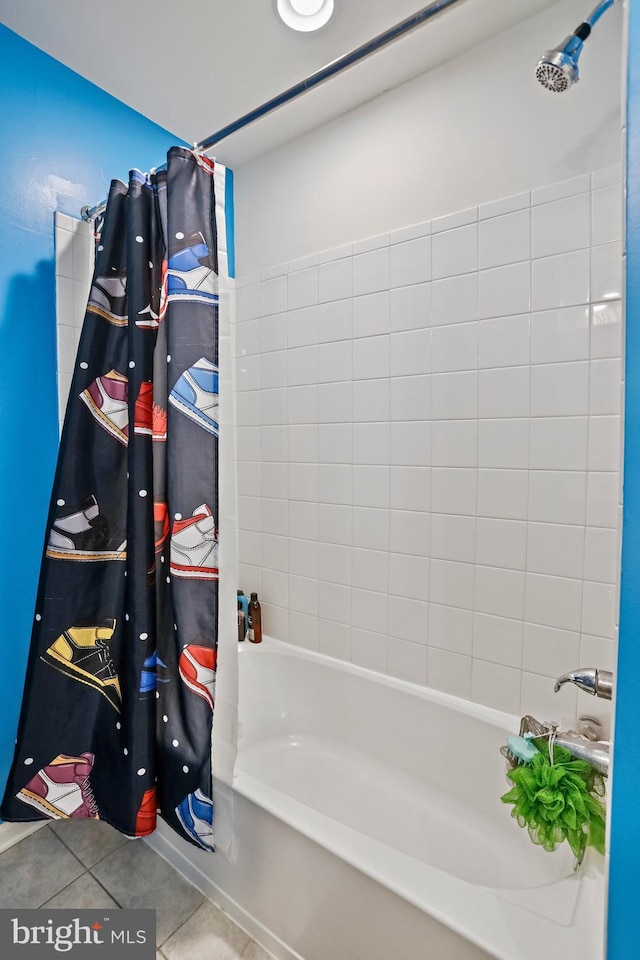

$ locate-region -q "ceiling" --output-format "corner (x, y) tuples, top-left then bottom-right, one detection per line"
(0, 0), (563, 167)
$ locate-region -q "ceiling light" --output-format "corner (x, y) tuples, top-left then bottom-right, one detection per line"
(276, 0), (334, 32)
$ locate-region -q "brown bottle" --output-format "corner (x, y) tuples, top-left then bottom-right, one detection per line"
(249, 593), (262, 644)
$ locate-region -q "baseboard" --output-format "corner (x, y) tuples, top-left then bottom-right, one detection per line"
(145, 828), (304, 960)
(0, 821), (44, 854)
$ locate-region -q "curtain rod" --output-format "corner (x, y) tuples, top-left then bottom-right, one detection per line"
(81, 0), (468, 222)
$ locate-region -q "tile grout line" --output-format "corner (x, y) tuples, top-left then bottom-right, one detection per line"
(86, 864), (126, 908)
(155, 896), (209, 950)
(383, 246), (396, 676)
(37, 869), (89, 909)
(426, 230), (435, 685)
(50, 822), (128, 869)
(348, 251), (356, 665)
(519, 194), (535, 716)
(43, 826), (129, 908)
(580, 185), (594, 668)
(38, 825), (87, 887)
(469, 207), (481, 704)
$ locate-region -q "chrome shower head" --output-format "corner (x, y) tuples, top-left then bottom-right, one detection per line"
(536, 0), (617, 93)
(536, 35), (583, 93)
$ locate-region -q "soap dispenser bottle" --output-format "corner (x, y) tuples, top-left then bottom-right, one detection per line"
(237, 590), (249, 641)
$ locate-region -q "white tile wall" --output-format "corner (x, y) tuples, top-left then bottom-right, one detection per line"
(55, 212), (95, 434)
(234, 166), (623, 720)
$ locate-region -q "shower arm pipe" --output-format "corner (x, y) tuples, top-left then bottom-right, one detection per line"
(82, 0), (468, 221)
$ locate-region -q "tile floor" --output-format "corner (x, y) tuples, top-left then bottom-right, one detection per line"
(0, 822), (270, 960)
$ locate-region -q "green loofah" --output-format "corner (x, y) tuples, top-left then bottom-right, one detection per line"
(501, 738), (606, 861)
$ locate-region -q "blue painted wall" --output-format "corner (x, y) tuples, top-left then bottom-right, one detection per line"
(608, 4), (636, 958)
(0, 25), (182, 794)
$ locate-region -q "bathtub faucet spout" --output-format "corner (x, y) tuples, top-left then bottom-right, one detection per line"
(554, 667), (613, 701)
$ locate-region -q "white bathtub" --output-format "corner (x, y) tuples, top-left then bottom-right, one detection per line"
(150, 638), (606, 960)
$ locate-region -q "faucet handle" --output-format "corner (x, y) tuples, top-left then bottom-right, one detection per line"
(576, 716), (604, 741)
(554, 668), (613, 701)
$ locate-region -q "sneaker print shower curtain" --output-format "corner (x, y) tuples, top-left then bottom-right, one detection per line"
(1, 147), (235, 853)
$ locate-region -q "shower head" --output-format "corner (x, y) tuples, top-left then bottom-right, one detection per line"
(535, 34), (585, 93)
(536, 0), (616, 93)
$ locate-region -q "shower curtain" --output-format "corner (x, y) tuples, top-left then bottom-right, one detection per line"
(1, 147), (237, 854)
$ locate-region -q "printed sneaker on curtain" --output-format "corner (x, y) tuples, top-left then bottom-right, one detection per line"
(1, 148), (230, 851)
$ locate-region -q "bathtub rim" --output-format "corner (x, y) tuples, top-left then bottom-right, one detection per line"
(239, 635), (522, 731)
